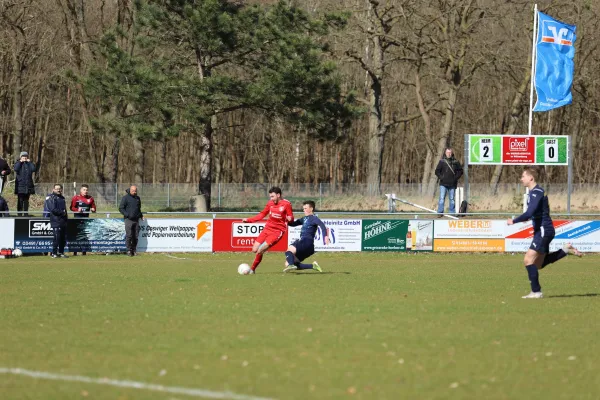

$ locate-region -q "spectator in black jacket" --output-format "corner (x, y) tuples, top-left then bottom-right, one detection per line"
(0, 155), (10, 194)
(13, 151), (36, 216)
(45, 184), (69, 258)
(0, 195), (8, 217)
(119, 185), (144, 256)
(435, 148), (464, 216)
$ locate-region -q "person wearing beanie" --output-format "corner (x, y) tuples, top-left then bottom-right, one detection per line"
(13, 151), (37, 216)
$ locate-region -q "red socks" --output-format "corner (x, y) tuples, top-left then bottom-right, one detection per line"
(251, 253), (263, 271)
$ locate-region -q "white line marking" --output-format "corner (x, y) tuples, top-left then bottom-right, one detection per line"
(164, 254), (190, 260)
(0, 368), (275, 400)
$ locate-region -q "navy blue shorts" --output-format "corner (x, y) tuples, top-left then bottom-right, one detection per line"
(530, 228), (555, 254)
(291, 239), (315, 262)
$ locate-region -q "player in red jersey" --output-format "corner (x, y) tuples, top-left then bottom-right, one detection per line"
(70, 184), (96, 255)
(242, 186), (293, 273)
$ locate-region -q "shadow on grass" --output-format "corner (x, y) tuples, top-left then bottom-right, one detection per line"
(547, 293), (600, 298)
(290, 271), (351, 275)
(257, 271), (351, 275)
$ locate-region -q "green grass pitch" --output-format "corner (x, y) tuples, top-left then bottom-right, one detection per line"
(1, 252), (599, 399)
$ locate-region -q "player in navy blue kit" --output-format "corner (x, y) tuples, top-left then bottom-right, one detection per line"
(283, 200), (330, 273)
(507, 166), (582, 299)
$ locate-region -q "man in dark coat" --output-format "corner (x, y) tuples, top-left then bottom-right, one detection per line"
(435, 148), (464, 216)
(119, 185), (144, 256)
(13, 151), (36, 216)
(0, 195), (8, 217)
(45, 184), (69, 258)
(0, 155), (10, 194)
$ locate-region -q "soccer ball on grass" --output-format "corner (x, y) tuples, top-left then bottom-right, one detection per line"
(238, 263), (252, 275)
(13, 249), (23, 257)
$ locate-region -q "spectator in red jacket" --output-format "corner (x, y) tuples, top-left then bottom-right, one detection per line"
(70, 184), (96, 255)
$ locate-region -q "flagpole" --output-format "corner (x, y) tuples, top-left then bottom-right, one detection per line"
(528, 4), (539, 136)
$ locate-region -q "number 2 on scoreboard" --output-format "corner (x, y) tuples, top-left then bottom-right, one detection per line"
(479, 138), (492, 161)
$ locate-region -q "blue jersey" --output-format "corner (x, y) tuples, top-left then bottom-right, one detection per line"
(513, 185), (553, 231)
(289, 215), (327, 241)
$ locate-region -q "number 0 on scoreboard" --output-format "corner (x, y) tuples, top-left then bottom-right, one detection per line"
(544, 139), (558, 162)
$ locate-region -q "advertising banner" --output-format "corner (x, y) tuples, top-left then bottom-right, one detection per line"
(213, 219), (288, 252)
(502, 136), (535, 164)
(505, 220), (600, 252)
(288, 219), (362, 252)
(408, 220), (434, 251)
(433, 239), (505, 252)
(0, 219), (15, 249)
(468, 135), (502, 164)
(467, 135), (568, 166)
(138, 219), (212, 252)
(435, 220), (505, 238)
(14, 218), (126, 253)
(361, 220), (408, 251)
(434, 219), (505, 252)
(535, 136), (568, 164)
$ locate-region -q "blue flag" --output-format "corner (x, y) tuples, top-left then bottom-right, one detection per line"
(533, 12), (576, 112)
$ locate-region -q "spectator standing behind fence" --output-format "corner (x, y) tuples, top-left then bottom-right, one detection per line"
(435, 148), (463, 217)
(70, 184), (97, 256)
(0, 195), (8, 217)
(0, 155), (10, 194)
(45, 184), (69, 258)
(119, 185), (144, 257)
(13, 151), (36, 216)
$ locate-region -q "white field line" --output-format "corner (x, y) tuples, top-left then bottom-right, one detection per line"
(0, 368), (275, 400)
(164, 254), (190, 260)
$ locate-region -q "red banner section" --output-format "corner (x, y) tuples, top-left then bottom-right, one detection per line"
(502, 136), (535, 164)
(505, 220), (571, 239)
(212, 219), (288, 252)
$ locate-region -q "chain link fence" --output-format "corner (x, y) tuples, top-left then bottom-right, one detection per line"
(0, 182), (589, 214)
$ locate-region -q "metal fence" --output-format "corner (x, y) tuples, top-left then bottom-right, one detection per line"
(6, 182), (594, 213)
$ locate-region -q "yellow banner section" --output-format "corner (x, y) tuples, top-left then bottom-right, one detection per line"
(433, 239), (505, 252)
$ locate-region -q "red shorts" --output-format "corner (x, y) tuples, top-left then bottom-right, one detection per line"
(256, 227), (285, 248)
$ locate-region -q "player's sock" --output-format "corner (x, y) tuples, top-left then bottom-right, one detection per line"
(297, 262), (313, 270)
(540, 249), (566, 269)
(525, 264), (541, 292)
(285, 251), (295, 266)
(251, 253), (263, 271)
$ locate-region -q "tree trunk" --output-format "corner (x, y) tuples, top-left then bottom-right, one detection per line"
(489, 69), (531, 194)
(133, 136), (145, 183)
(362, 5), (385, 196)
(427, 85), (458, 196)
(415, 71), (435, 190)
(198, 116), (215, 210)
(12, 63), (24, 158)
(365, 62), (384, 195)
(185, 133), (194, 184)
(36, 110), (50, 181)
(160, 138), (167, 183)
(293, 129), (300, 185)
(111, 133), (120, 183)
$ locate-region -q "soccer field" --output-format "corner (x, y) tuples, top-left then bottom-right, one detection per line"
(1, 252), (599, 399)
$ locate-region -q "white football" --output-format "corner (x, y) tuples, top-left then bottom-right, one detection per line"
(238, 263), (252, 275)
(13, 249), (23, 257)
